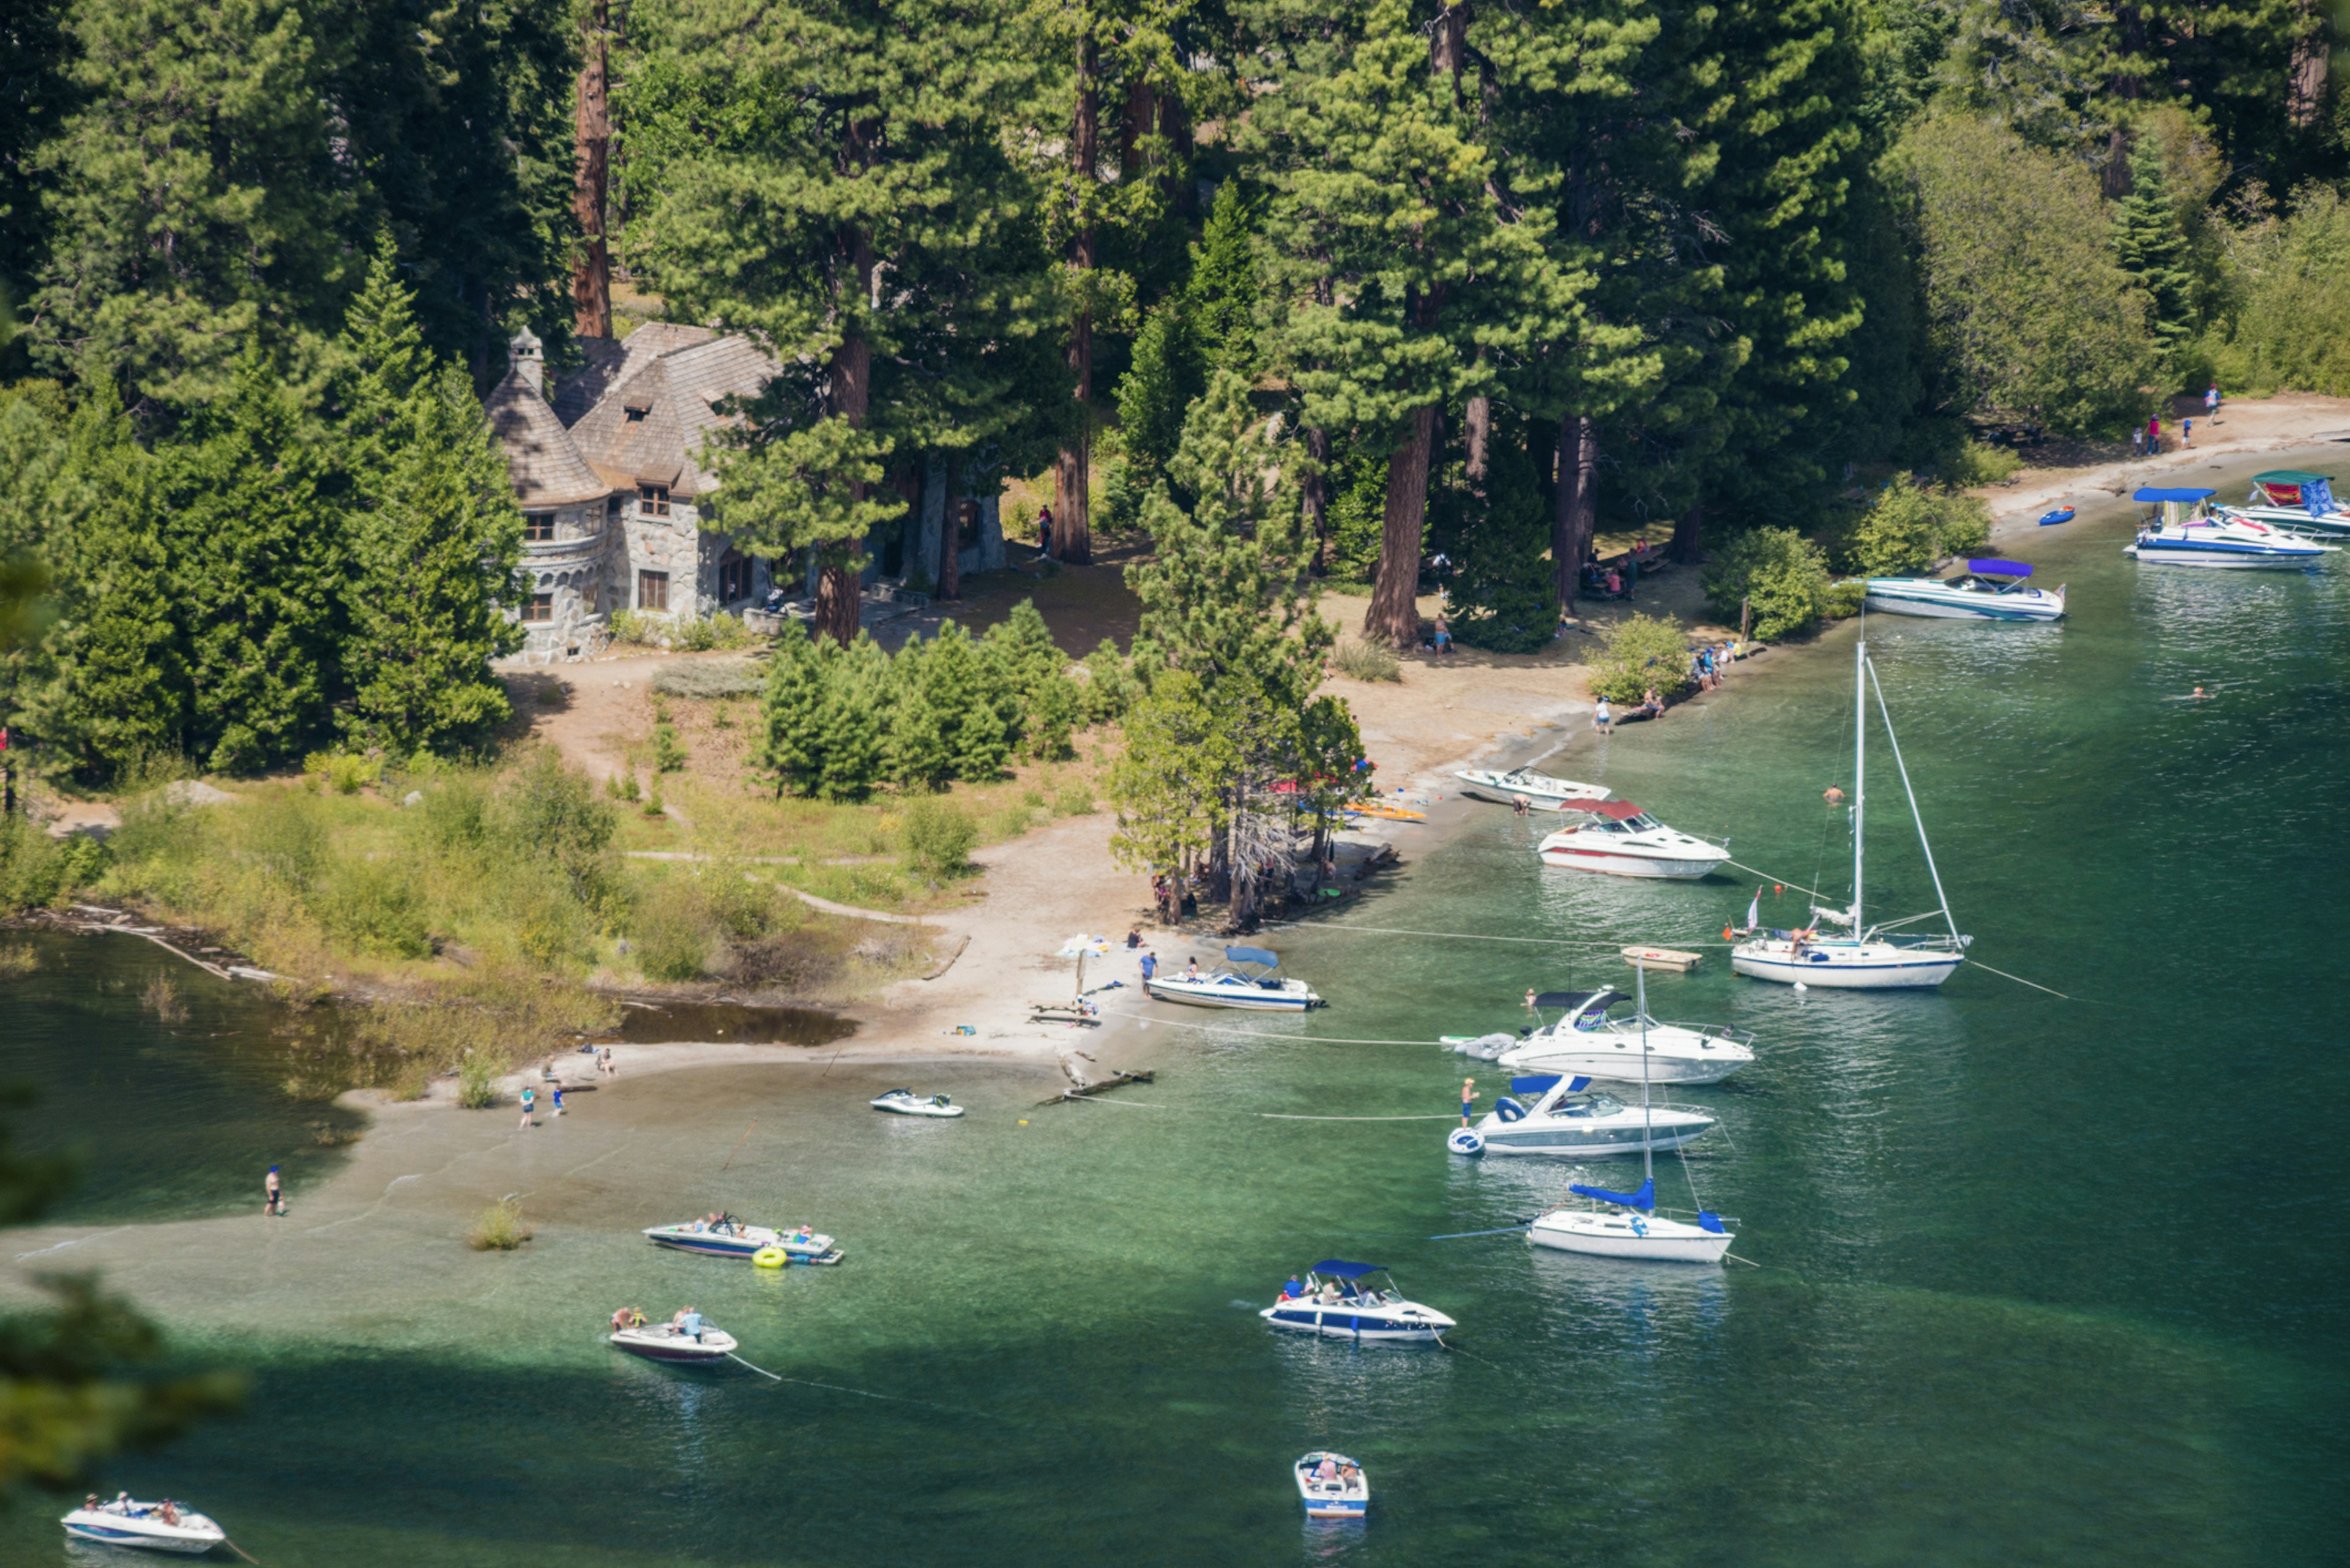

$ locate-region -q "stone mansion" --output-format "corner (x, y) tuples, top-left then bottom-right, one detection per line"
(485, 324), (1007, 659)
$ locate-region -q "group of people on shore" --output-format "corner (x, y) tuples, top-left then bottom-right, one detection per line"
(2134, 384), (2223, 457)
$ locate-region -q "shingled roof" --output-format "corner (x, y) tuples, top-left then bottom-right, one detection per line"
(483, 370), (611, 507)
(565, 333), (778, 500)
(550, 323), (722, 425)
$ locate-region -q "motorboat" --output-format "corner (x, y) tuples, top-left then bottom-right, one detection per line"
(1144, 945), (1322, 1011)
(643, 1214), (843, 1264)
(1293, 1452), (1370, 1520)
(1471, 989), (1754, 1085)
(61, 1496), (226, 1555)
(1454, 766), (1610, 807)
(1259, 1261), (1456, 1343)
(1446, 1074), (1714, 1159)
(871, 1088), (965, 1118)
(1731, 628), (1969, 990)
(2037, 506), (2075, 526)
(1528, 1176), (1736, 1264)
(2220, 470), (2350, 537)
(1862, 559), (2065, 621)
(2125, 487), (2335, 568)
(1536, 801), (1727, 879)
(608, 1313), (739, 1364)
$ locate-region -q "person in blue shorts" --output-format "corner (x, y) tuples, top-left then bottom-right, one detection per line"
(1460, 1077), (1479, 1127)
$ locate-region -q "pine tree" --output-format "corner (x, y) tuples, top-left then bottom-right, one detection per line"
(1114, 302), (1204, 481)
(816, 632), (889, 802)
(1184, 178), (1263, 375)
(919, 622), (1009, 783)
(31, 0), (357, 411)
(754, 619), (827, 799)
(1442, 422), (1556, 654)
(980, 599), (1070, 756)
(162, 349), (346, 772)
(2111, 138), (2196, 355)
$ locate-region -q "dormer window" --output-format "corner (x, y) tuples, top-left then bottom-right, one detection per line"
(624, 405), (650, 423)
(639, 483), (670, 518)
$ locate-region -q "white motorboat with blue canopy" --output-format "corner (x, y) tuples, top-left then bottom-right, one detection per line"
(2125, 487), (2335, 568)
(1260, 1261), (1455, 1342)
(1144, 945), (1322, 1011)
(643, 1214), (843, 1264)
(1294, 1452), (1370, 1519)
(1447, 1073), (1714, 1159)
(1731, 630), (1969, 990)
(2221, 470), (2350, 537)
(61, 1496), (227, 1555)
(1526, 966), (1739, 1263)
(1442, 988), (1753, 1085)
(1862, 559), (2065, 621)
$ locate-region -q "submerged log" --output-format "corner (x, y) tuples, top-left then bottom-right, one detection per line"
(1034, 1067), (1155, 1107)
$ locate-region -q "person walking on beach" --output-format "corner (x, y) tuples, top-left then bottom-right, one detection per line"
(2131, 426), (2144, 458)
(2147, 414), (2162, 453)
(1594, 697), (1612, 734)
(2207, 382), (2221, 419)
(551, 1081), (565, 1119)
(1139, 950), (1158, 985)
(1460, 1078), (1480, 1128)
(264, 1165), (285, 1217)
(519, 1084), (536, 1129)
(2182, 417), (2193, 447)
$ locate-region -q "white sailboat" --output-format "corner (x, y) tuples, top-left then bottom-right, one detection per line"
(1525, 965), (1737, 1264)
(1730, 629), (1969, 989)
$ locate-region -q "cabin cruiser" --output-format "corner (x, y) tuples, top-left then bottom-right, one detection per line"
(1536, 801), (1727, 879)
(61, 1495), (227, 1555)
(871, 1088), (965, 1118)
(2220, 470), (2350, 537)
(1445, 1075), (1715, 1158)
(1527, 1176), (1736, 1264)
(2125, 487), (2335, 568)
(1144, 945), (1322, 1011)
(1461, 989), (1753, 1085)
(643, 1214), (843, 1264)
(608, 1308), (739, 1364)
(1294, 1452), (1370, 1519)
(1862, 559), (2065, 621)
(1454, 766), (1610, 807)
(1259, 1261), (1456, 1343)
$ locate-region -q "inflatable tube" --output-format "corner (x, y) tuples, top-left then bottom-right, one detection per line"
(752, 1246), (788, 1269)
(1446, 1128), (1486, 1157)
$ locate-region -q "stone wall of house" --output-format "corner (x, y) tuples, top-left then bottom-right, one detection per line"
(620, 495), (704, 617)
(515, 499), (611, 657)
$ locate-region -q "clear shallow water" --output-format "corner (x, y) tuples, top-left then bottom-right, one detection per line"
(5, 465), (2347, 1564)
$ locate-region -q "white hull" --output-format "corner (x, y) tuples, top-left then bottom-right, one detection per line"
(1729, 939), (1961, 989)
(2125, 543), (2324, 569)
(1528, 1209), (1733, 1263)
(609, 1324), (739, 1362)
(1143, 976), (1319, 1010)
(1261, 1298), (1455, 1342)
(1454, 767), (1608, 804)
(871, 1092), (964, 1118)
(1536, 845), (1724, 878)
(1861, 588), (2064, 622)
(1495, 1023), (1752, 1085)
(1295, 1454), (1370, 1519)
(61, 1506), (226, 1555)
(2220, 503), (2350, 537)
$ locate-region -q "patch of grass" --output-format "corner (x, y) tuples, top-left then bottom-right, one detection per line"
(1331, 638), (1403, 682)
(1054, 782), (1096, 816)
(302, 752), (381, 796)
(468, 1198), (533, 1251)
(900, 799), (977, 881)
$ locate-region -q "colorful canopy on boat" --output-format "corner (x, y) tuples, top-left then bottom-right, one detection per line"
(1225, 946), (1280, 968)
(1309, 1260), (1384, 1279)
(1966, 558), (2033, 577)
(1567, 800), (1647, 820)
(1532, 989), (1624, 1012)
(2253, 471), (2331, 485)
(2133, 487), (2215, 502)
(1569, 1177), (1655, 1210)
(1509, 1074), (1591, 1094)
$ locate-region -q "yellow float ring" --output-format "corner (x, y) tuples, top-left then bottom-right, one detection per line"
(751, 1246), (788, 1269)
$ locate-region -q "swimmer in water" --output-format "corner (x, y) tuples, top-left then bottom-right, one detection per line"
(2191, 686), (2210, 700)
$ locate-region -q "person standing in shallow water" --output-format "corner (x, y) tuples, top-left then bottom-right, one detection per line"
(519, 1084), (536, 1129)
(264, 1165), (285, 1217)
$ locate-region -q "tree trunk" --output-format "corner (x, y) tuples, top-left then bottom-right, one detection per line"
(1554, 413), (1597, 611)
(1669, 496), (1703, 565)
(2290, 0), (2328, 130)
(1463, 393), (1491, 491)
(940, 498), (962, 600)
(1122, 77), (1156, 177)
(1055, 32), (1099, 566)
(1302, 424), (1331, 573)
(1165, 90), (1195, 217)
(1431, 1), (1466, 91)
(815, 549), (862, 646)
(570, 0), (611, 338)
(819, 233), (875, 647)
(1365, 405), (1438, 648)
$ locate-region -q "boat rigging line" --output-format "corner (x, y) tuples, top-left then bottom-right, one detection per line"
(1965, 959), (2074, 999)
(726, 1351), (784, 1381)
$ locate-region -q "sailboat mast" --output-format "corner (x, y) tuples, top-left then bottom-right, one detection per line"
(1852, 633), (1867, 932)
(1637, 962), (1652, 1184)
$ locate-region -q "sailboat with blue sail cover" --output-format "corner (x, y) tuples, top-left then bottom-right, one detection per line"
(1525, 966), (1737, 1263)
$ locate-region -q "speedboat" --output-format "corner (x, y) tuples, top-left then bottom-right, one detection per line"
(1536, 801), (1726, 878)
(1454, 766), (1609, 807)
(2125, 487), (2335, 568)
(643, 1214), (843, 1264)
(1862, 559), (2065, 621)
(2037, 506), (2075, 526)
(1145, 945), (1322, 1011)
(61, 1496), (226, 1555)
(1445, 1074), (1714, 1158)
(871, 1088), (965, 1118)
(2220, 470), (2350, 537)
(1294, 1452), (1370, 1519)
(1469, 989), (1753, 1085)
(1528, 1176), (1736, 1264)
(1260, 1261), (1455, 1343)
(609, 1315), (739, 1364)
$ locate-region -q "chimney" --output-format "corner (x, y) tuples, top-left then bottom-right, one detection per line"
(510, 326), (545, 395)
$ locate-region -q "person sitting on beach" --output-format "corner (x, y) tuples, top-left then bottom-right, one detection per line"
(1125, 928), (1143, 949)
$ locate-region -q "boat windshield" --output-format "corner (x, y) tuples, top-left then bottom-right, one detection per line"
(1625, 813), (1661, 831)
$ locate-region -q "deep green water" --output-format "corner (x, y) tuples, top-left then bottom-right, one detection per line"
(4, 455), (2346, 1564)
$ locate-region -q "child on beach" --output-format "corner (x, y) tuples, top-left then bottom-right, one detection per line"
(551, 1082), (565, 1118)
(519, 1085), (536, 1129)
(264, 1165), (285, 1217)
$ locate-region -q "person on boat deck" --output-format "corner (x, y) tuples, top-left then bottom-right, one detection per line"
(677, 1307), (704, 1339)
(158, 1501), (181, 1526)
(1316, 1281), (1343, 1304)
(1461, 1076), (1479, 1127)
(1281, 1275), (1305, 1299)
(793, 1223), (815, 1243)
(1184, 957), (1201, 980)
(1315, 1457), (1340, 1482)
(1340, 1462), (1362, 1485)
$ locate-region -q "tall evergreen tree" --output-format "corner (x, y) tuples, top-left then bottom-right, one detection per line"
(753, 618), (827, 799)
(2111, 136), (2195, 354)
(816, 632), (889, 801)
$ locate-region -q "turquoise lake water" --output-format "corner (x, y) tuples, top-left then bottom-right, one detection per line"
(3, 453), (2344, 1564)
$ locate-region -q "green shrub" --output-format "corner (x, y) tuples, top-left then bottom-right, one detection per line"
(1586, 613), (1697, 704)
(651, 722), (687, 774)
(606, 608), (658, 648)
(467, 1198), (532, 1250)
(1703, 528), (1833, 641)
(303, 751), (381, 796)
(900, 798), (977, 881)
(629, 879), (720, 981)
(1076, 640), (1135, 724)
(457, 1053), (498, 1108)
(1331, 638), (1401, 682)
(672, 613), (752, 652)
(1944, 440), (2023, 488)
(1054, 783), (1096, 816)
(1824, 580), (1867, 618)
(653, 659), (764, 699)
(315, 857), (433, 958)
(1848, 475), (1993, 577)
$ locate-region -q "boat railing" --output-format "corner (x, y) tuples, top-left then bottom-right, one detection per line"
(1649, 1020), (1758, 1047)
